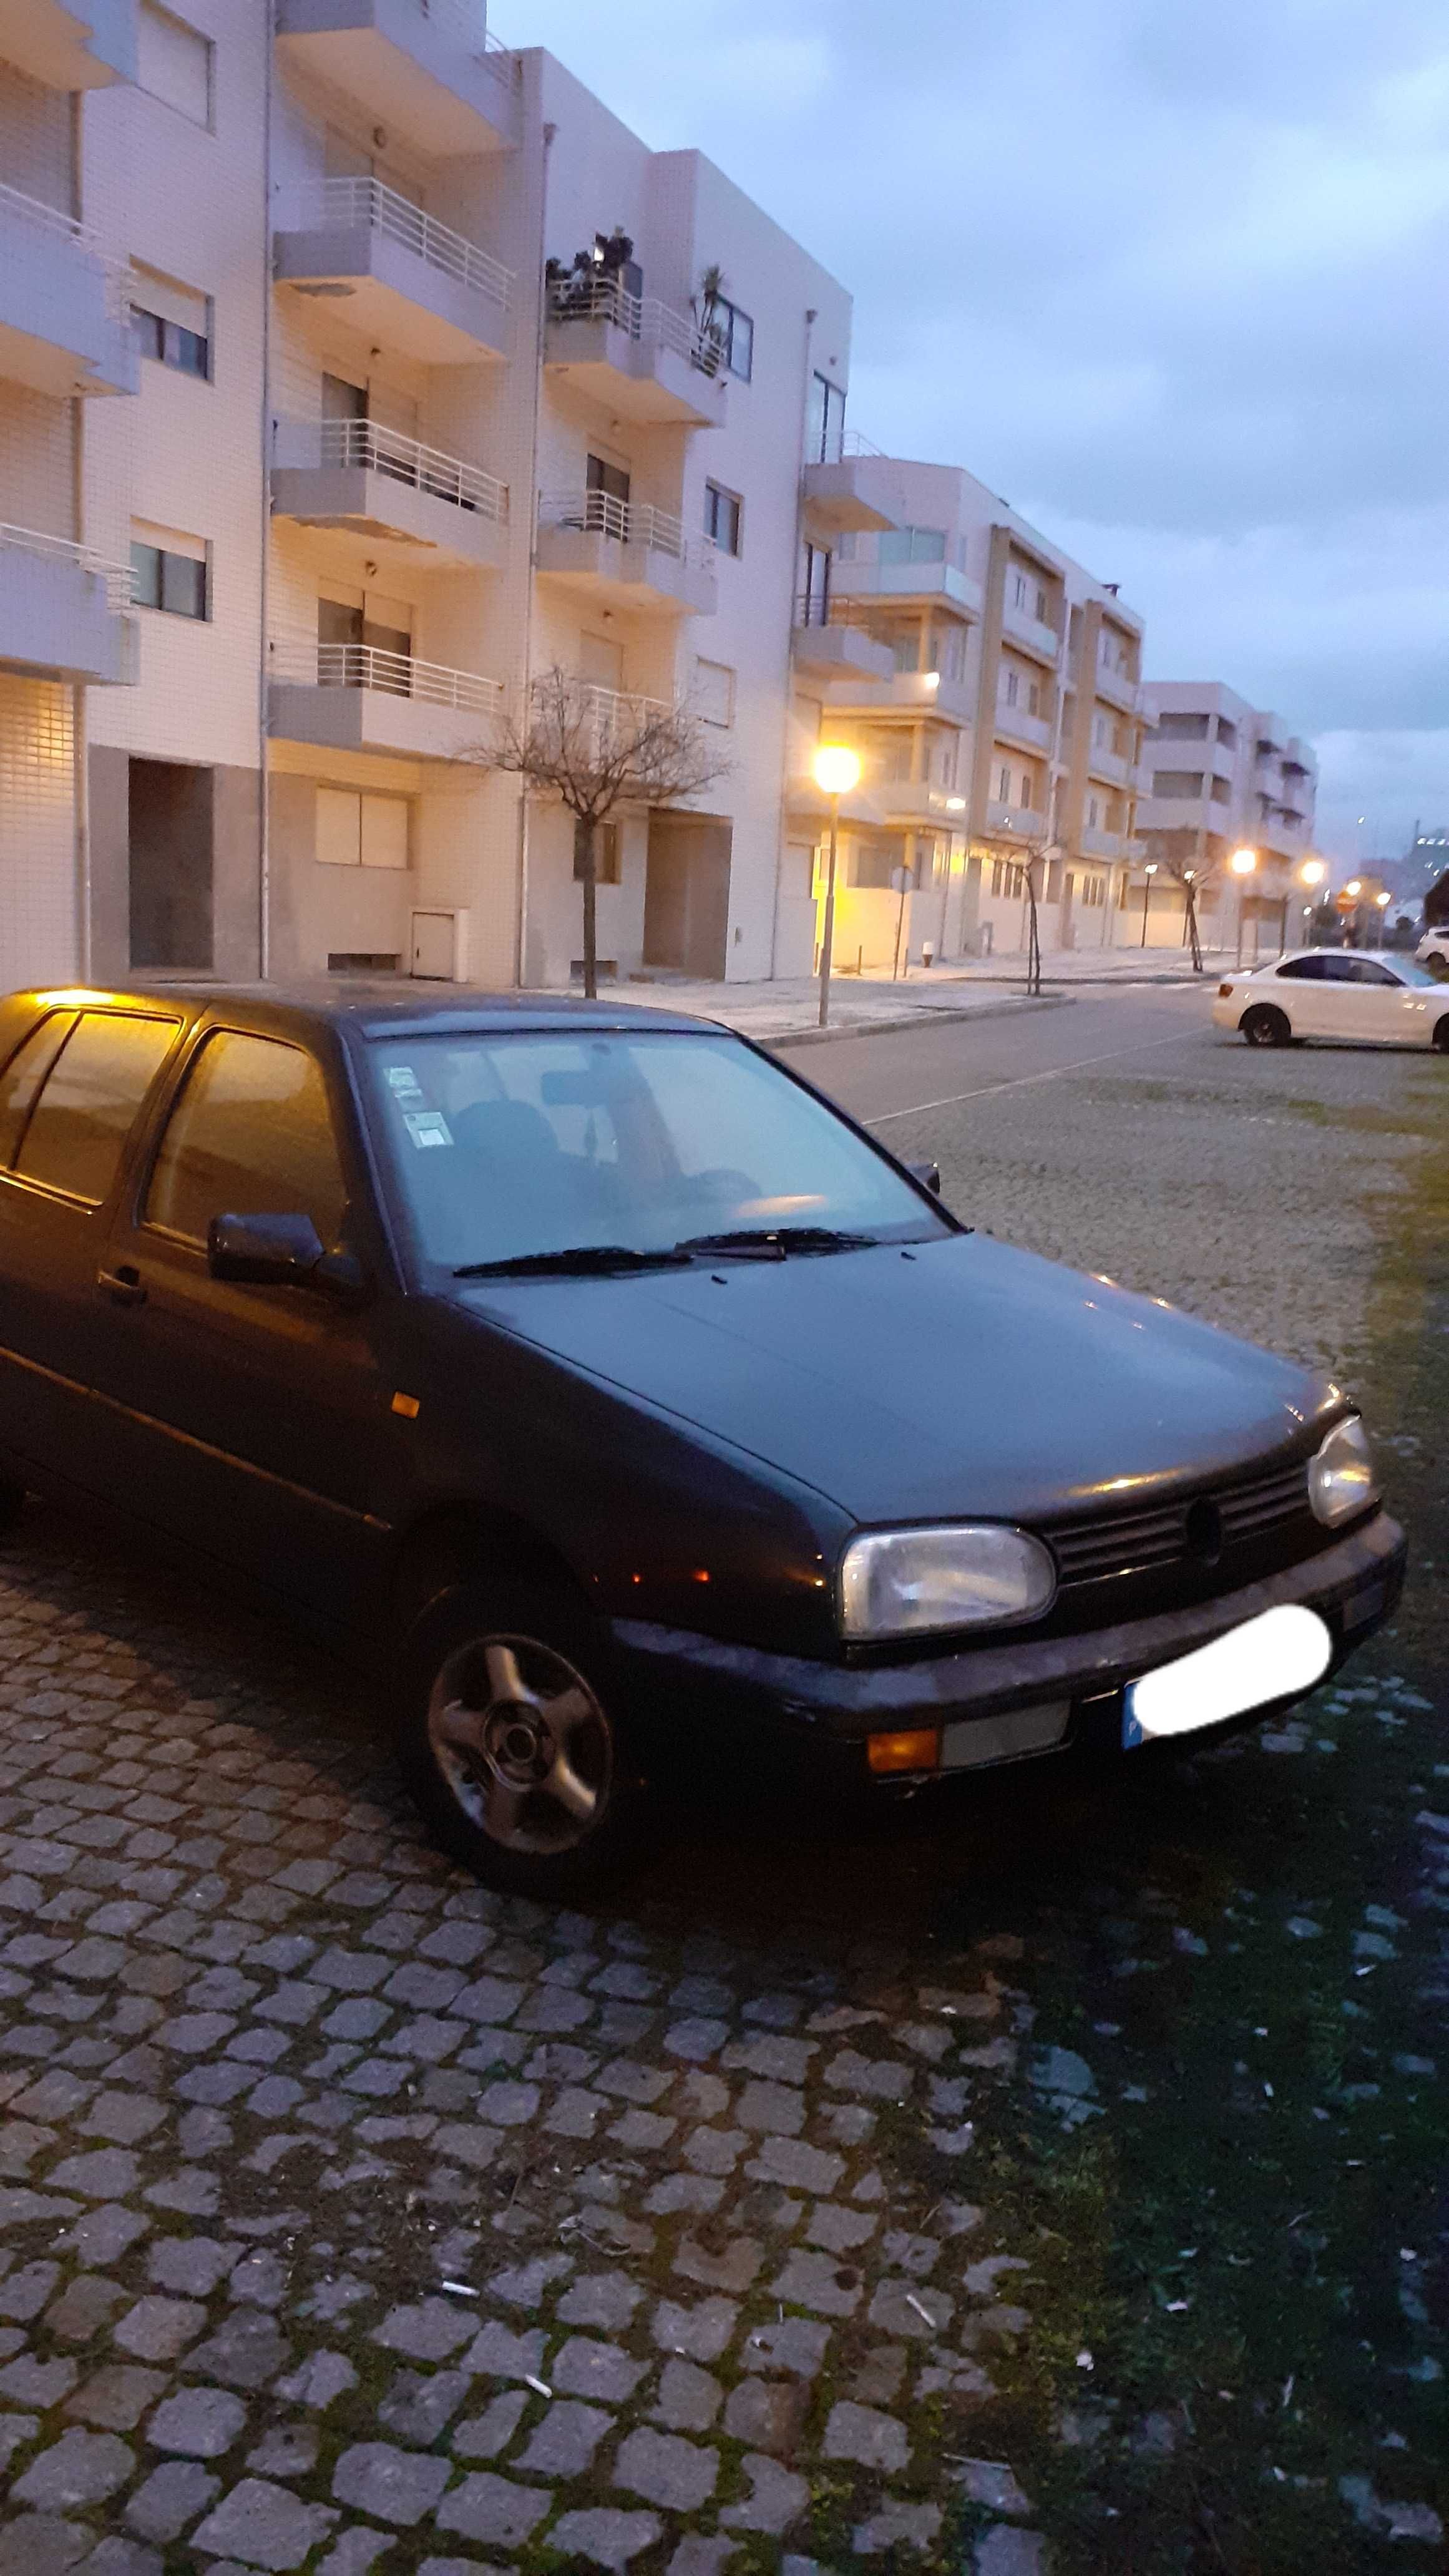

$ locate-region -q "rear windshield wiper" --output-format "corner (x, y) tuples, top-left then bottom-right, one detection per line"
(672, 1226), (884, 1260)
(454, 1244), (693, 1279)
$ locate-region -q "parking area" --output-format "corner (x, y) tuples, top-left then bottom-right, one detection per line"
(1, 988), (1445, 2573)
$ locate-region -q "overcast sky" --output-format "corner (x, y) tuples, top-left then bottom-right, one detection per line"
(501, 0), (1448, 863)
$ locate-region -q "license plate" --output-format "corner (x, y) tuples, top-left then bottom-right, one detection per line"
(1123, 1604), (1332, 1748)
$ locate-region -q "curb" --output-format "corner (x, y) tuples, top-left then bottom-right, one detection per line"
(769, 993), (1076, 1051)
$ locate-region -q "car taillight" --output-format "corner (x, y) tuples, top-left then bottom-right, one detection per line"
(1218, 982), (1234, 997)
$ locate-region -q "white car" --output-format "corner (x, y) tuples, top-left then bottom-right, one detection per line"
(1213, 949), (1449, 1051)
(1417, 927), (1449, 977)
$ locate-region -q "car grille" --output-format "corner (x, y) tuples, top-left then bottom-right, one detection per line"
(1043, 1457), (1310, 1588)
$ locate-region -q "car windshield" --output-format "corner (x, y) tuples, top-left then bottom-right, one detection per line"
(369, 1028), (950, 1274)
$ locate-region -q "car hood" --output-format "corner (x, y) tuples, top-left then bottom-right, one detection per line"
(456, 1234), (1333, 1525)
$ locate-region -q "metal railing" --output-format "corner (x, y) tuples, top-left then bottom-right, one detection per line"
(532, 676), (673, 757)
(793, 590), (834, 629)
(809, 426), (886, 466)
(271, 631), (504, 716)
(279, 177), (512, 309)
(539, 488), (709, 568)
(0, 522), (134, 613)
(278, 417), (508, 522)
(411, 0), (515, 57)
(545, 271), (720, 377)
(0, 178), (132, 323)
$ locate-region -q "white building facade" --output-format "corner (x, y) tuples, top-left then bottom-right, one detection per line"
(1, 0), (857, 993)
(1138, 681), (1320, 956)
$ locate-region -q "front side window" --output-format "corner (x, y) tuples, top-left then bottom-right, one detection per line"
(145, 1031), (348, 1249)
(369, 1032), (949, 1274)
(14, 1013), (180, 1205)
(0, 1014), (74, 1165)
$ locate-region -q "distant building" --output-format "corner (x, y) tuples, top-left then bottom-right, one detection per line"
(1136, 683), (1319, 955)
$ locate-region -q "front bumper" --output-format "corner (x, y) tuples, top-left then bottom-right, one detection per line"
(612, 1510), (1405, 1784)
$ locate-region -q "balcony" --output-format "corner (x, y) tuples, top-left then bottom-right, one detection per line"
(1095, 661), (1140, 715)
(535, 489), (716, 618)
(1001, 598), (1060, 667)
(876, 781), (969, 830)
(1, 0), (135, 87)
(544, 276), (727, 429)
(791, 607), (894, 686)
(801, 432), (895, 536)
(268, 634), (502, 762)
(984, 799), (1048, 845)
(994, 705), (1053, 756)
(273, 178), (511, 366)
(540, 679), (674, 762)
(822, 668), (973, 724)
(275, 0), (518, 156)
(0, 182), (137, 399)
(0, 524), (137, 684)
(271, 417), (508, 572)
(830, 555), (983, 618)
(1080, 826), (1142, 862)
(1087, 744), (1136, 790)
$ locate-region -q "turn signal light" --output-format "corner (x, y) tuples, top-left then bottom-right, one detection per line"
(1218, 982), (1233, 997)
(867, 1727), (941, 1775)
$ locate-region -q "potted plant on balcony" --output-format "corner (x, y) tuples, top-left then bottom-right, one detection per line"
(693, 264), (728, 376)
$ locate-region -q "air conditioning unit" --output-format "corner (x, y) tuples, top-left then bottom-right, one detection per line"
(409, 908), (470, 982)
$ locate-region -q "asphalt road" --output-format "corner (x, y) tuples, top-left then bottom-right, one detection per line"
(0, 980), (1444, 2575)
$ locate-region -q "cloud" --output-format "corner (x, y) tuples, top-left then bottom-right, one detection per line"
(505, 0), (1449, 859)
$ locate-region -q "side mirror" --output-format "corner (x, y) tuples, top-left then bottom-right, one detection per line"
(906, 1161), (942, 1197)
(207, 1211), (326, 1287)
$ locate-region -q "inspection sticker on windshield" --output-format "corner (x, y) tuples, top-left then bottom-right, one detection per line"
(403, 1110), (452, 1150)
(1123, 1604), (1332, 1747)
(385, 1063), (426, 1105)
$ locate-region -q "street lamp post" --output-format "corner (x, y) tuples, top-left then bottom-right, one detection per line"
(1231, 846), (1258, 968)
(1139, 861), (1158, 947)
(1299, 856), (1325, 949)
(1375, 889), (1392, 949)
(813, 744), (862, 1028)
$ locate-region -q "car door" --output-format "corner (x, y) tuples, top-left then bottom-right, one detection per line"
(0, 1003), (185, 1494)
(1268, 955), (1330, 1035)
(1350, 959), (1433, 1045)
(90, 1019), (396, 1626)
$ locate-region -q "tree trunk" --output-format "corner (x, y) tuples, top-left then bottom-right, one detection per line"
(1186, 887), (1203, 972)
(577, 816), (598, 1000)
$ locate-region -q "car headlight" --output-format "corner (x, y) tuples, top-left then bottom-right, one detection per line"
(1308, 1415), (1380, 1527)
(839, 1523), (1056, 1641)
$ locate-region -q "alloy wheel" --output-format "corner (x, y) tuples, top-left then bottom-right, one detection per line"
(426, 1634), (613, 1855)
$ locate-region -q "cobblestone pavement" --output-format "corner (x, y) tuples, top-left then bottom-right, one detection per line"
(1, 1003), (1445, 2574)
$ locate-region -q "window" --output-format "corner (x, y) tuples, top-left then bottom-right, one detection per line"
(14, 1013), (179, 1206)
(1151, 771), (1205, 799)
(585, 453), (630, 507)
(137, 1), (212, 125)
(799, 542), (831, 626)
(692, 658), (735, 728)
(573, 821), (621, 885)
(806, 373), (846, 464)
(1209, 775), (1231, 804)
(1156, 712), (1209, 741)
(1088, 797), (1100, 828)
(1005, 670), (1020, 708)
(703, 482), (741, 555)
(1012, 573), (1028, 609)
(1277, 956), (1327, 981)
(0, 1015), (73, 1165)
(1021, 773), (1033, 806)
(316, 788), (410, 871)
(1028, 681), (1041, 717)
(130, 266), (210, 379)
(147, 1032), (348, 1250)
(1216, 717), (1238, 748)
(711, 296), (754, 381)
(997, 764), (1011, 801)
(879, 527), (947, 566)
(131, 523), (208, 620)
(1035, 585), (1048, 621)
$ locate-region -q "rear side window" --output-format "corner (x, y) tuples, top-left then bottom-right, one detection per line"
(0, 1014), (74, 1164)
(144, 1030), (348, 1247)
(15, 1013), (179, 1205)
(1276, 957), (1325, 981)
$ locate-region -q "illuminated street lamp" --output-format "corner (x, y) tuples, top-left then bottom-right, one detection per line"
(1139, 860), (1158, 948)
(1231, 846), (1257, 969)
(813, 744), (862, 1028)
(1375, 887), (1392, 949)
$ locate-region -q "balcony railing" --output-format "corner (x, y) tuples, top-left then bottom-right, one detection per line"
(280, 416), (509, 522)
(545, 272), (719, 377)
(280, 176), (512, 309)
(409, 0), (515, 55)
(539, 487), (710, 568)
(535, 676), (673, 759)
(809, 426), (886, 466)
(0, 178), (132, 321)
(271, 630), (504, 716)
(1, 520), (134, 610)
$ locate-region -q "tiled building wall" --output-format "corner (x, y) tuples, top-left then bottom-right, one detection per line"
(0, 675), (76, 987)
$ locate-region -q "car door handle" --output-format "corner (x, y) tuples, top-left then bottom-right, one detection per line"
(97, 1264), (147, 1309)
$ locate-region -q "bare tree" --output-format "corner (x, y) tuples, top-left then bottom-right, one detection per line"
(492, 667), (731, 998)
(1018, 842), (1058, 996)
(1156, 841), (1219, 971)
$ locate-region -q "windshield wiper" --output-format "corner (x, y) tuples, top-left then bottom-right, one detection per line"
(672, 1226), (884, 1260)
(454, 1244), (692, 1280)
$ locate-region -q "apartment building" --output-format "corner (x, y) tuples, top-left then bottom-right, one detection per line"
(1, 0), (856, 993)
(784, 456), (1148, 970)
(1138, 681), (1319, 955)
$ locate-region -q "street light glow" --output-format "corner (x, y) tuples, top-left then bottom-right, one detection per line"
(1230, 847), (1257, 876)
(812, 744), (862, 797)
(1299, 857), (1326, 887)
(1345, 879), (1362, 898)
(1376, 890), (1392, 909)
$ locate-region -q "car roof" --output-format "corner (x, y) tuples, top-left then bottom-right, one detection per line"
(1256, 948), (1402, 968)
(2, 981), (731, 1043)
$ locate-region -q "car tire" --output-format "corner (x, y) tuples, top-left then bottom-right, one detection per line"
(1433, 1016), (1449, 1055)
(0, 1480), (26, 1537)
(396, 1574), (647, 1895)
(1241, 1005), (1291, 1048)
